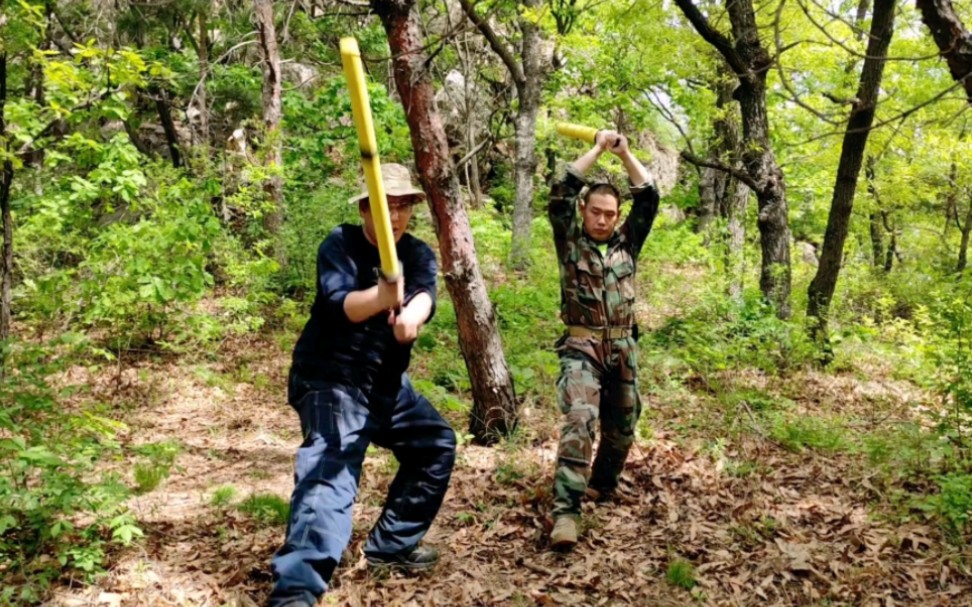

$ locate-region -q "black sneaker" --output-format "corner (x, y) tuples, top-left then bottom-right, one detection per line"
(366, 545), (440, 571)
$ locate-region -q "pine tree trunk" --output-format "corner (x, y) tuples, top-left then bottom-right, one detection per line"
(807, 0), (896, 346)
(254, 0), (285, 266)
(372, 0), (518, 443)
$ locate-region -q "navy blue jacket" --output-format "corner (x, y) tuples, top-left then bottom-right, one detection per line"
(289, 224), (437, 402)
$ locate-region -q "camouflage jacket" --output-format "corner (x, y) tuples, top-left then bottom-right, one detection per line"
(548, 165), (660, 329)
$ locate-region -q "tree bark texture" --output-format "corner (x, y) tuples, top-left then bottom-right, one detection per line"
(869, 212), (885, 268)
(675, 0), (792, 317)
(461, 35), (483, 206)
(459, 0), (544, 271)
(196, 10), (210, 147)
(372, 0), (518, 443)
(959, 197), (972, 272)
(807, 0), (896, 344)
(151, 85), (183, 168)
(725, 171), (749, 302)
(254, 0), (285, 257)
(701, 73), (749, 300)
(917, 0), (972, 104)
(865, 157), (887, 268)
(883, 212), (898, 272)
(698, 75), (735, 237)
(1, 53), (13, 346)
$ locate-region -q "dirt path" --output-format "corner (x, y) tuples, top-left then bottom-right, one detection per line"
(47, 338), (972, 607)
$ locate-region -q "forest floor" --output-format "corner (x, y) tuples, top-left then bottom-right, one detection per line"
(44, 327), (972, 606)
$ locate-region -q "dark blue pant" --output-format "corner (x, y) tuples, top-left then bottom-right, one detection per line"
(267, 375), (456, 605)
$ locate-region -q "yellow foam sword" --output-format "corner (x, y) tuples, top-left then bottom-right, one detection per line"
(556, 121), (652, 160)
(555, 122), (600, 144)
(340, 37), (399, 281)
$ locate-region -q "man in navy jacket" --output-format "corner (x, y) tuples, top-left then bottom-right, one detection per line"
(267, 163), (456, 607)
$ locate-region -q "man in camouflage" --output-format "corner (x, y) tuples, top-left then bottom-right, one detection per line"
(548, 130), (659, 549)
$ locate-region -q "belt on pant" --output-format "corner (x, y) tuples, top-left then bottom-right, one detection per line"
(566, 325), (632, 340)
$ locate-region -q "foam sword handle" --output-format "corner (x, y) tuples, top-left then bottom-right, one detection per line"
(340, 37), (399, 281)
(555, 122), (600, 144)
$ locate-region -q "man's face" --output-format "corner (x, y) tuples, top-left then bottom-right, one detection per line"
(581, 192), (620, 242)
(360, 195), (416, 244)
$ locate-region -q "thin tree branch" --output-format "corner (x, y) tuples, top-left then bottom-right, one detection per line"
(798, 0), (945, 62)
(681, 150), (759, 190)
(787, 78), (969, 146)
(673, 0), (749, 76)
(458, 0), (526, 89)
(187, 37), (258, 124)
(456, 137), (489, 169)
(642, 85), (696, 156)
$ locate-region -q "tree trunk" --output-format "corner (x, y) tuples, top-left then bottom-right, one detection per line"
(152, 85), (183, 168)
(254, 0), (285, 265)
(807, 0), (896, 346)
(916, 0), (972, 104)
(729, 3), (791, 319)
(959, 197), (972, 272)
(509, 0), (543, 270)
(510, 101), (539, 268)
(23, 2), (52, 169)
(196, 10), (210, 147)
(865, 157), (886, 268)
(1, 53), (13, 349)
(675, 0), (792, 318)
(372, 0), (518, 444)
(697, 165), (717, 238)
(456, 32), (482, 206)
(725, 174), (749, 302)
(697, 75), (737, 239)
(883, 211), (897, 272)
(869, 212), (885, 267)
(458, 0), (545, 271)
(709, 73), (748, 300)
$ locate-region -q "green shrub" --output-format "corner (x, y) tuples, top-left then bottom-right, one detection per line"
(666, 558), (696, 590)
(78, 176), (219, 348)
(132, 440), (181, 494)
(238, 493), (290, 525)
(913, 473), (972, 539)
(0, 339), (141, 604)
(210, 485), (238, 508)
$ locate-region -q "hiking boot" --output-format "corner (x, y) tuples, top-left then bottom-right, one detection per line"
(268, 597), (314, 607)
(549, 516), (578, 550)
(366, 545), (440, 571)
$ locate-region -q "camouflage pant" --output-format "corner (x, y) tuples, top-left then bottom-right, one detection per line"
(552, 335), (641, 519)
